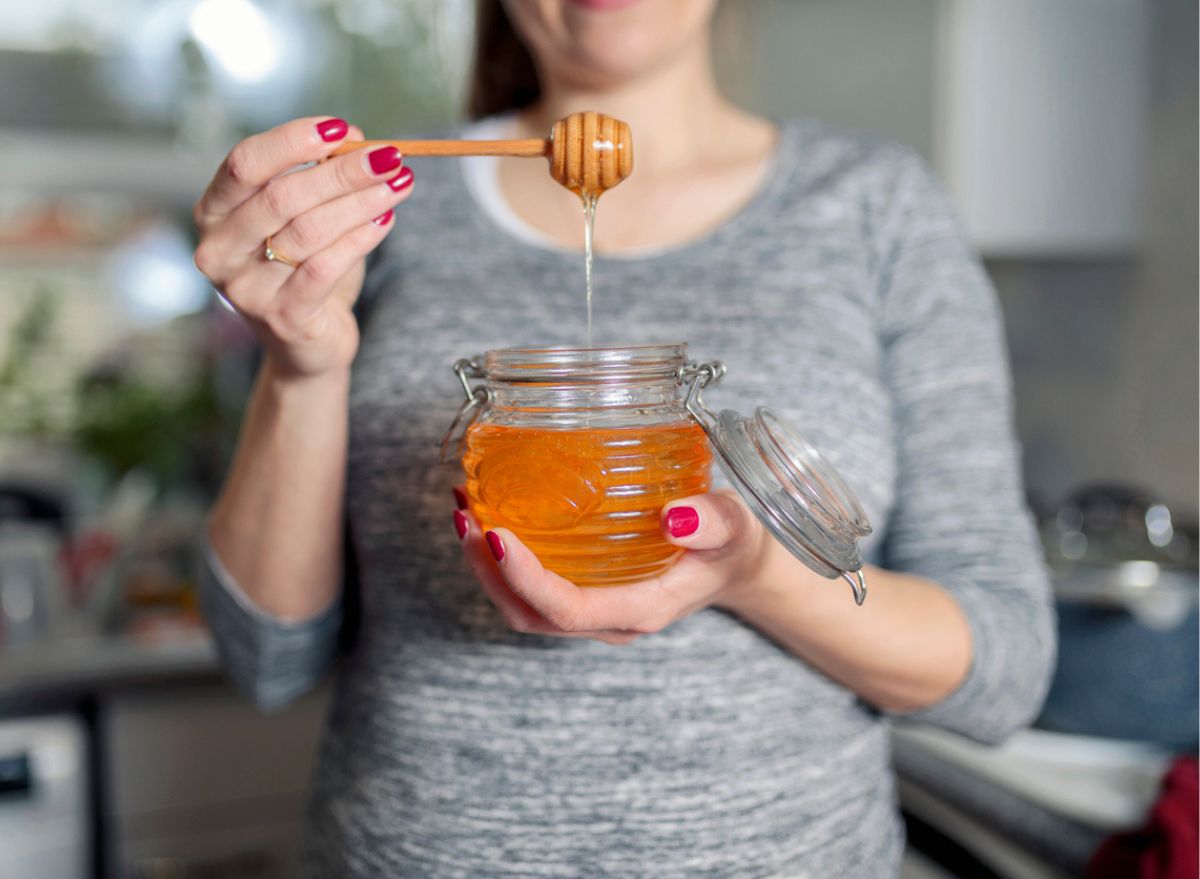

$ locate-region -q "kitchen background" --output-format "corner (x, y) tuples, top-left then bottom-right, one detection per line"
(0, 1), (1195, 878)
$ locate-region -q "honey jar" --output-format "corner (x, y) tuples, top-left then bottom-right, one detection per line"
(441, 345), (872, 602)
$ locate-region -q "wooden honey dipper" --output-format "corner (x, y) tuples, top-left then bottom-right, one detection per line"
(329, 111), (633, 198)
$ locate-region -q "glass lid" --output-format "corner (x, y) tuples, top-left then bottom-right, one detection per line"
(683, 363), (873, 605)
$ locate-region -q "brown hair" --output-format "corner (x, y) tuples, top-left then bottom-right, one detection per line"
(467, 0), (542, 120)
(466, 1), (744, 120)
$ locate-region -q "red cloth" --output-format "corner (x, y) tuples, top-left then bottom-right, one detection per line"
(1087, 757), (1199, 879)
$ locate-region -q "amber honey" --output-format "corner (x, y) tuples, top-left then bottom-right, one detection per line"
(463, 421), (712, 587)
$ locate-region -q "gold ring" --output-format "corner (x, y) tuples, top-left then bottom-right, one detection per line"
(264, 235), (299, 269)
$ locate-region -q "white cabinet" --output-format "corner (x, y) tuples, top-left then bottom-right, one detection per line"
(727, 0), (1150, 256)
(102, 684), (330, 879)
(934, 0), (1149, 256)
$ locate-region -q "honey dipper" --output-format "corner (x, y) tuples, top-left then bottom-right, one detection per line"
(329, 111), (634, 197)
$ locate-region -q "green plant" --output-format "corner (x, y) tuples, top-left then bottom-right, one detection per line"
(73, 369), (222, 486)
(0, 286), (63, 435)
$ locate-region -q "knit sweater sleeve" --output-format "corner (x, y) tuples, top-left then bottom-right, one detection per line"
(198, 542), (343, 711)
(873, 150), (1056, 744)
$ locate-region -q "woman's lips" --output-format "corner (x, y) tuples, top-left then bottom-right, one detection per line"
(566, 0), (645, 11)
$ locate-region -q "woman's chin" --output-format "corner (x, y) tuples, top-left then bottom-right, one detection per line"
(551, 34), (679, 88)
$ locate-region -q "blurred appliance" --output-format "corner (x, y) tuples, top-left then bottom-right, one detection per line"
(895, 725), (1171, 878)
(1038, 485), (1199, 750)
(0, 714), (89, 879)
(0, 522), (65, 650)
(0, 485), (69, 649)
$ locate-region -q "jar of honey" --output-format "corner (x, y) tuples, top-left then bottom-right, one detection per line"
(442, 345), (873, 603)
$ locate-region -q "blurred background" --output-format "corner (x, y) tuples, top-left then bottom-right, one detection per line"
(0, 1), (1195, 877)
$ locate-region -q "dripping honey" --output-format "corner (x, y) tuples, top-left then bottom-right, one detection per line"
(555, 114), (620, 349)
(564, 183), (600, 348)
(581, 192), (596, 348)
(463, 422), (712, 587)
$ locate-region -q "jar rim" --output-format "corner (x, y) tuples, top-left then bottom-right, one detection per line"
(483, 343), (688, 384)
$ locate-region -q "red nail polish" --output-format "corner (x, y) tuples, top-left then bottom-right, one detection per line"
(666, 506), (699, 538)
(372, 209), (393, 226)
(453, 510), (468, 540)
(316, 118), (348, 142)
(368, 146), (402, 175)
(452, 487), (468, 510)
(485, 530), (505, 562)
(387, 167), (414, 192)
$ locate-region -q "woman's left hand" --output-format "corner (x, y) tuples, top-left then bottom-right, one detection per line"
(453, 489), (788, 644)
(453, 486), (975, 712)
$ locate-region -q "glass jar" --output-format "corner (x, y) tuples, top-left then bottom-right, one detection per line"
(442, 345), (873, 602)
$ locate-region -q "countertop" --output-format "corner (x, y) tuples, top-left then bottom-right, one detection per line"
(0, 627), (222, 714)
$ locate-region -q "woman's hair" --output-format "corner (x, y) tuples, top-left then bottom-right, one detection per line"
(465, 1), (743, 120)
(467, 0), (542, 120)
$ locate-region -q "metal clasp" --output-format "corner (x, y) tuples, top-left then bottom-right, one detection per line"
(680, 360), (726, 426)
(437, 357), (487, 464)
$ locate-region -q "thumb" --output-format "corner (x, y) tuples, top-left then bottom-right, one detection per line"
(661, 491), (758, 552)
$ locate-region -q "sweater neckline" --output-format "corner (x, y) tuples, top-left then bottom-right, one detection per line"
(455, 115), (809, 266)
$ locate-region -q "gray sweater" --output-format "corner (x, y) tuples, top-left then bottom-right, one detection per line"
(200, 118), (1055, 877)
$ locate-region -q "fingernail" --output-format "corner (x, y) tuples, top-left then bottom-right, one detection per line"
(387, 167), (414, 192)
(485, 530), (505, 562)
(452, 487), (468, 510)
(372, 209), (394, 226)
(316, 117), (348, 142)
(453, 509), (468, 540)
(368, 146), (403, 175)
(666, 506), (699, 538)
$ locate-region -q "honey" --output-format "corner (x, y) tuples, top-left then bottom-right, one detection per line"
(581, 191), (597, 348)
(463, 421), (712, 586)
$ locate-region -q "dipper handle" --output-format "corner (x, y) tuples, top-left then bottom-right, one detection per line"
(328, 138), (548, 159)
(328, 111), (633, 198)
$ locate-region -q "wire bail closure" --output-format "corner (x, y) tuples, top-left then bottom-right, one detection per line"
(437, 357), (487, 464)
(681, 361), (725, 421)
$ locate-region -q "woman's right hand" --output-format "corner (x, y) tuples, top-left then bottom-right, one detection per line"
(193, 116), (415, 378)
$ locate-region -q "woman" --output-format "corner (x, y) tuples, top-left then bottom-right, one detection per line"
(193, 1), (1055, 875)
